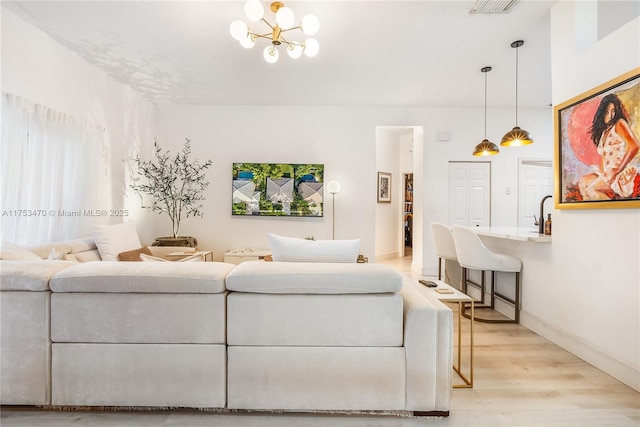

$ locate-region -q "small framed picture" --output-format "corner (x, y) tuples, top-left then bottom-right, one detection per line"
(377, 172), (391, 203)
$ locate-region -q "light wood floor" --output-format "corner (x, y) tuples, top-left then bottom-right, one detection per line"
(2, 255), (638, 426)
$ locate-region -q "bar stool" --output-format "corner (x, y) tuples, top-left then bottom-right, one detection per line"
(451, 225), (522, 324)
(430, 222), (458, 282)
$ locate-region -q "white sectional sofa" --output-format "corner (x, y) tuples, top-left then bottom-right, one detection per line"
(0, 238), (453, 416)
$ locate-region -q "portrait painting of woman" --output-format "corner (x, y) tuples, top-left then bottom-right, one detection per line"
(556, 69), (640, 208)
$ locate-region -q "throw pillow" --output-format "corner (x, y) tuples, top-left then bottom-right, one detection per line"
(118, 246), (153, 262)
(92, 220), (142, 261)
(267, 233), (360, 263)
(0, 242), (42, 261)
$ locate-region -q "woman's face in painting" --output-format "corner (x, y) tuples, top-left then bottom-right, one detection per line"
(604, 102), (616, 126)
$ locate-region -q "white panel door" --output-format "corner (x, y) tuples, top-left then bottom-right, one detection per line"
(448, 164), (469, 225)
(448, 162), (491, 227)
(518, 160), (553, 228)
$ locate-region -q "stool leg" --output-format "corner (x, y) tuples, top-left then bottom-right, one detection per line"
(515, 271), (521, 324)
(438, 257), (442, 280)
(461, 267), (467, 294)
(490, 271), (496, 309)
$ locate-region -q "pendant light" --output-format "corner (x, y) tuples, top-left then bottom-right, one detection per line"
(501, 40), (533, 147)
(473, 66), (499, 156)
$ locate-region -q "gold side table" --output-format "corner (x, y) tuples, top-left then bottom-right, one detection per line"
(423, 279), (474, 388)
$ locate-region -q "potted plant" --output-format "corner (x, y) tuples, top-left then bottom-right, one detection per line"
(131, 138), (212, 247)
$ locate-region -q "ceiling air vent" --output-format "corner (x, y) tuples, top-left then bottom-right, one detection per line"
(469, 0), (518, 14)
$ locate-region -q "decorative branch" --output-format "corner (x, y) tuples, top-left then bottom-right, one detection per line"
(131, 138), (212, 238)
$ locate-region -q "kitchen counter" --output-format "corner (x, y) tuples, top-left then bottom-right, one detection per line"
(472, 226), (551, 243)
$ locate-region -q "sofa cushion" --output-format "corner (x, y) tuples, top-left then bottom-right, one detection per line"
(267, 233), (360, 263)
(92, 220), (141, 261)
(1, 290), (51, 405)
(0, 260), (77, 291)
(52, 343), (226, 408)
(225, 260), (402, 294)
(227, 346), (405, 411)
(227, 293), (403, 346)
(0, 242), (41, 261)
(51, 292), (227, 344)
(50, 261), (233, 294)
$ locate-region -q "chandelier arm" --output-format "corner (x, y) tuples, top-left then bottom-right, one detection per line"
(280, 25), (303, 33)
(261, 17), (275, 30)
(278, 34), (304, 47)
(250, 32), (273, 40)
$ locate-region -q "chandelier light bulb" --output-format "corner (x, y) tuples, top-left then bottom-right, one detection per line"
(263, 45), (279, 63)
(287, 44), (303, 59)
(301, 15), (319, 35)
(239, 34), (255, 49)
(276, 6), (295, 29)
(303, 38), (319, 57)
(244, 0), (264, 22)
(230, 20), (248, 41)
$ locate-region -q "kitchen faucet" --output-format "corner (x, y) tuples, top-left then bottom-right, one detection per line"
(534, 195), (553, 234)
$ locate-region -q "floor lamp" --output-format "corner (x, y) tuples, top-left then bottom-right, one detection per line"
(326, 180), (341, 240)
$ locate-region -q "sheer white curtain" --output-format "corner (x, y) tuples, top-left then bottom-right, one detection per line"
(1, 93), (104, 245)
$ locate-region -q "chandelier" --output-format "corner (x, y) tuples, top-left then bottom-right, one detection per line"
(230, 0), (320, 64)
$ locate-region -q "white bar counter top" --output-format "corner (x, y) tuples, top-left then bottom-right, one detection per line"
(471, 226), (551, 243)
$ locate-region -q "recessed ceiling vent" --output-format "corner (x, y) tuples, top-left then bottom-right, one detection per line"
(469, 0), (518, 14)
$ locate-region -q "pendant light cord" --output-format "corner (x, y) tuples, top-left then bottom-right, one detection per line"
(514, 44), (519, 126)
(484, 71), (488, 139)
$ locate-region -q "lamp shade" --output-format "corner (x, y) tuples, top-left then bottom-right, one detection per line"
(276, 6), (295, 29)
(500, 126), (533, 146)
(239, 34), (255, 49)
(230, 20), (248, 41)
(473, 139), (500, 156)
(304, 38), (319, 57)
(301, 14), (319, 35)
(327, 180), (341, 194)
(263, 45), (279, 63)
(287, 44), (303, 59)
(244, 0), (264, 22)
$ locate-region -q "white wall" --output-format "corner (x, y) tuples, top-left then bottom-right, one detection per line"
(375, 128), (402, 260)
(154, 104), (553, 266)
(520, 1), (639, 390)
(1, 9), (157, 243)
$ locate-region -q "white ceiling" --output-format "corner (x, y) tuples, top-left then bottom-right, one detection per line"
(2, 0), (556, 108)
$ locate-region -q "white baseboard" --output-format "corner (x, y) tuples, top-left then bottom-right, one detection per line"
(375, 251), (399, 262)
(521, 311), (640, 392)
